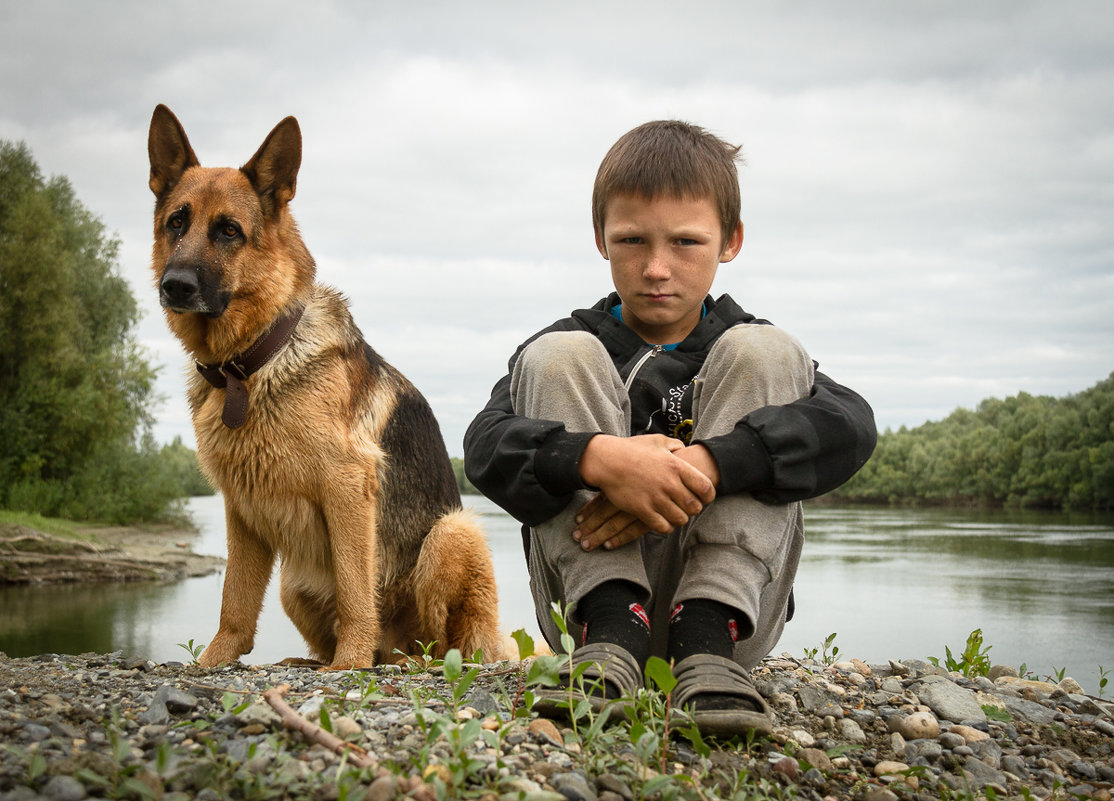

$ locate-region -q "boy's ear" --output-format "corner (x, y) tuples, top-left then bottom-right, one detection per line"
(594, 228), (610, 260)
(719, 221), (744, 263)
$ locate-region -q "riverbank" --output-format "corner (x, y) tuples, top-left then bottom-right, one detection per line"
(0, 520), (223, 584)
(1, 650), (1111, 801)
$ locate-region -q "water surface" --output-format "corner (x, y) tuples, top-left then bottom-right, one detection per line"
(2, 496), (1110, 694)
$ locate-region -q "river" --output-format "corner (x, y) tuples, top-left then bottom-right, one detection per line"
(2, 495), (1112, 694)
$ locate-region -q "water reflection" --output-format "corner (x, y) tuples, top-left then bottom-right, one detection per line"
(0, 497), (1111, 694)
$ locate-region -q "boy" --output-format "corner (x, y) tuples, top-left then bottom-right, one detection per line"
(464, 120), (876, 736)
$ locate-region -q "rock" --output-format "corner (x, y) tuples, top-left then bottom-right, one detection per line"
(797, 685), (843, 716)
(916, 678), (986, 723)
(552, 771), (597, 801)
(862, 786), (899, 801)
(41, 775), (86, 801)
(838, 717), (867, 743)
(332, 715), (362, 739)
(798, 747), (832, 772)
(772, 756), (798, 781)
(948, 724), (990, 743)
(235, 701), (282, 729)
(528, 717), (564, 747)
(998, 694), (1058, 725)
(874, 760), (917, 788)
(899, 710), (940, 740)
(986, 664), (1018, 682)
(961, 755), (1009, 790)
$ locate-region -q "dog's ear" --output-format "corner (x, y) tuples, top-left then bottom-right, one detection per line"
(148, 104), (199, 199)
(241, 116), (301, 217)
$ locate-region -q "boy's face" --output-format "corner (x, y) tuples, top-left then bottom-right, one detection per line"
(595, 193), (743, 345)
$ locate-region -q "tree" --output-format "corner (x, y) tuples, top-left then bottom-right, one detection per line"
(0, 141), (186, 521)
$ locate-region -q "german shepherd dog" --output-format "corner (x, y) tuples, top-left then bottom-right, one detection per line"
(147, 105), (502, 668)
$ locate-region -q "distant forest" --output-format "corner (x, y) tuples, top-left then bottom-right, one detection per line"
(831, 372), (1114, 510)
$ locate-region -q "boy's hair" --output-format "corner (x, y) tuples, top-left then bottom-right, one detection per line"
(592, 120), (743, 248)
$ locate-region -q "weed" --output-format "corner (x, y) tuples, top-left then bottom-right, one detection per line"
(802, 632), (840, 665)
(928, 628), (991, 677)
(1098, 665), (1109, 698)
(1047, 666), (1067, 683)
(176, 638), (204, 665)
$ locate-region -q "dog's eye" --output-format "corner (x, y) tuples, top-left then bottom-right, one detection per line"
(168, 214), (184, 230)
(219, 222), (242, 240)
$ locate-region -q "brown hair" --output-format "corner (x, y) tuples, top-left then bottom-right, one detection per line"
(592, 120), (743, 248)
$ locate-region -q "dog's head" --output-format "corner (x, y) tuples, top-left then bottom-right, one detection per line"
(147, 105), (313, 356)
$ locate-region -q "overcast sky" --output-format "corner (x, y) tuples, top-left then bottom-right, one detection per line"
(2, 1), (1112, 455)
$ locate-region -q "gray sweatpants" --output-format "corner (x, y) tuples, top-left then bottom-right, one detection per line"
(511, 324), (814, 669)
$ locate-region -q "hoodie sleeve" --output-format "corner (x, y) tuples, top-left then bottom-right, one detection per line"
(463, 372), (597, 526)
(696, 369), (877, 503)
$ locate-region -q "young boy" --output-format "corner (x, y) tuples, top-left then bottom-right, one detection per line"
(464, 120), (876, 736)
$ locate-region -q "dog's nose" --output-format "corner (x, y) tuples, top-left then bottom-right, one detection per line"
(160, 265), (199, 307)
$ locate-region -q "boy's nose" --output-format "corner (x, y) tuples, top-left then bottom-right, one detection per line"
(644, 251), (670, 280)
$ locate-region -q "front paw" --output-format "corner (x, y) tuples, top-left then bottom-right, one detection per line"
(198, 636), (247, 667)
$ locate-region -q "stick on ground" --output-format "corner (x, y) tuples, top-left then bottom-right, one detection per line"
(263, 683), (377, 770)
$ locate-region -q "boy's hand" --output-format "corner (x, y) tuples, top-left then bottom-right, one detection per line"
(574, 435), (717, 550)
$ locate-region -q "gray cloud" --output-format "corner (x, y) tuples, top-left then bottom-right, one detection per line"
(2, 0), (1111, 452)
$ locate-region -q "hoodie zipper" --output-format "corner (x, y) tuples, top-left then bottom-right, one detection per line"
(623, 344), (665, 392)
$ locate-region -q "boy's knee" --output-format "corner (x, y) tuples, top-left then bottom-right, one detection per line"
(711, 324), (814, 384)
(517, 330), (611, 379)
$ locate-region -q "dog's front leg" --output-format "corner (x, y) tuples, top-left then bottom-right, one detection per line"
(323, 476), (380, 669)
(199, 508), (275, 667)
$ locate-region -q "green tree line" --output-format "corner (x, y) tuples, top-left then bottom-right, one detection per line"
(1, 141), (211, 523)
(832, 373), (1114, 510)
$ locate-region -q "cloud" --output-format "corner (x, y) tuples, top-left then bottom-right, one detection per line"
(2, 0), (1111, 454)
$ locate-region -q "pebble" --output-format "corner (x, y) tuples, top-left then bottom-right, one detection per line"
(0, 651), (1110, 801)
(898, 709), (940, 739)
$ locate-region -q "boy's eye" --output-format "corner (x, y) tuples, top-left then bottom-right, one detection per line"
(677, 238), (698, 246)
(620, 237), (643, 245)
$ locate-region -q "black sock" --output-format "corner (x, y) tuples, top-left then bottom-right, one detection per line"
(668, 598), (758, 711)
(667, 598), (751, 663)
(577, 580), (652, 668)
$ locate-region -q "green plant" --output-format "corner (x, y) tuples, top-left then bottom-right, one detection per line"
(177, 638), (205, 665)
(1047, 666), (1067, 683)
(928, 628), (991, 677)
(802, 632), (840, 665)
(1099, 665), (1109, 698)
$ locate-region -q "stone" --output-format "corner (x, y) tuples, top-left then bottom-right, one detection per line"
(961, 755), (1009, 790)
(772, 756), (798, 781)
(552, 771), (596, 801)
(862, 787), (899, 801)
(366, 775), (399, 801)
(899, 710), (940, 740)
(838, 717), (867, 743)
(798, 747), (832, 772)
(157, 685), (199, 713)
(332, 715), (362, 740)
(41, 775), (86, 801)
(986, 664), (1018, 682)
(797, 685), (843, 716)
(874, 760), (917, 788)
(235, 701), (282, 729)
(999, 694), (1058, 725)
(528, 717), (564, 747)
(916, 679), (986, 723)
(948, 724), (990, 743)
(596, 774), (633, 801)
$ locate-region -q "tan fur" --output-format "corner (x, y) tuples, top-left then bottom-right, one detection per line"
(148, 105), (502, 668)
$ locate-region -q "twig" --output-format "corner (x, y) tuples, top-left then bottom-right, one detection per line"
(263, 683), (376, 769)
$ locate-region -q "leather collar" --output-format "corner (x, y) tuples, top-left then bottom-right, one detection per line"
(196, 305), (305, 429)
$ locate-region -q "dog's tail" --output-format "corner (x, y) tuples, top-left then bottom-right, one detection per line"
(412, 508), (505, 662)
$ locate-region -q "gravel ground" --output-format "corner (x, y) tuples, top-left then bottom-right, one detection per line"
(1, 650), (1112, 801)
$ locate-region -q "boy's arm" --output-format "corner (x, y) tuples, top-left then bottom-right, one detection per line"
(696, 368), (877, 503)
(464, 373), (597, 525)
